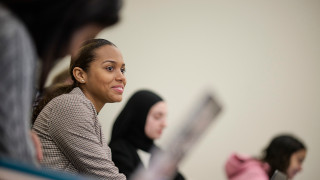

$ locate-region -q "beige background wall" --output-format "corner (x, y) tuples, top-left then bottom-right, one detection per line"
(47, 0), (320, 179)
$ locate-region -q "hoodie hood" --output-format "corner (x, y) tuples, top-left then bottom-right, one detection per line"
(225, 153), (270, 180)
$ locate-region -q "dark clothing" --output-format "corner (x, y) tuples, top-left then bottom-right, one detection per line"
(110, 139), (185, 180)
(109, 139), (140, 178)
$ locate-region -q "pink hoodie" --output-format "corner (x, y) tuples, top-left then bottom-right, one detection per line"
(225, 153), (270, 180)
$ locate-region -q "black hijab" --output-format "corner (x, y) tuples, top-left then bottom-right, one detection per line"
(110, 90), (163, 152)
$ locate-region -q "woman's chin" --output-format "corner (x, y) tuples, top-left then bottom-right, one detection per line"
(108, 96), (123, 103)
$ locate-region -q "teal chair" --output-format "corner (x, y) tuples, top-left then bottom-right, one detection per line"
(0, 158), (97, 180)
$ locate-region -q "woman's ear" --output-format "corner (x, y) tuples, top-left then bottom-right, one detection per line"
(73, 67), (87, 84)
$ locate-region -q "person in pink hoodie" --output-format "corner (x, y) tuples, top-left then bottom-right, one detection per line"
(225, 134), (307, 180)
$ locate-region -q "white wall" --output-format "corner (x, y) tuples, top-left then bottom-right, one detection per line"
(47, 0), (320, 179)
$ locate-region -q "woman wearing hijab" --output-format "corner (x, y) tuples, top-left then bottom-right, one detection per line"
(109, 90), (185, 180)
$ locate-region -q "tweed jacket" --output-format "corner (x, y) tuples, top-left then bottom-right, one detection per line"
(32, 87), (126, 180)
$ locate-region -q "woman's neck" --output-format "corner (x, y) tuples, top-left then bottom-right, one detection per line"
(80, 87), (104, 114)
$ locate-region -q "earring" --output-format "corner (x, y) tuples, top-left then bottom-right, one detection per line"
(81, 80), (85, 83)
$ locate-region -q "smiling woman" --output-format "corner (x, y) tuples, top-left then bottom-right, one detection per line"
(72, 40), (126, 113)
(32, 39), (127, 180)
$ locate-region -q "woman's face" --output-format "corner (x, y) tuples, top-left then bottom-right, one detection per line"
(84, 44), (126, 105)
(145, 101), (167, 140)
(286, 149), (306, 179)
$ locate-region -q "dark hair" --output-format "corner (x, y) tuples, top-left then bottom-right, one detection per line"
(69, 39), (116, 84)
(2, 0), (122, 89)
(32, 39), (116, 124)
(261, 134), (306, 177)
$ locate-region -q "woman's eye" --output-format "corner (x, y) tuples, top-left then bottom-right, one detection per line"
(106, 66), (114, 71)
(121, 68), (126, 74)
(154, 114), (161, 120)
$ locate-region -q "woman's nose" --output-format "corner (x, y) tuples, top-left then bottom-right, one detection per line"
(161, 119), (167, 128)
(115, 70), (126, 82)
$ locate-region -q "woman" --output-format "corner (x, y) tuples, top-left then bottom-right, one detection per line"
(109, 90), (185, 180)
(0, 0), (122, 164)
(225, 134), (307, 180)
(32, 39), (126, 179)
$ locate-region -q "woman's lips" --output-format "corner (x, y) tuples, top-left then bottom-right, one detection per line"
(112, 86), (124, 93)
